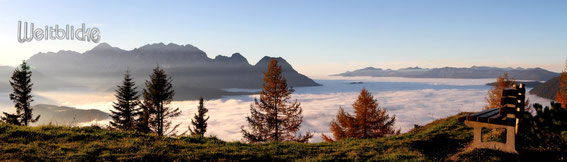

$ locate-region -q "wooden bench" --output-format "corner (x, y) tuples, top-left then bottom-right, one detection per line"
(458, 83), (525, 153)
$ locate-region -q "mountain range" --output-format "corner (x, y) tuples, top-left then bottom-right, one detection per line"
(0, 43), (320, 100)
(334, 66), (559, 81)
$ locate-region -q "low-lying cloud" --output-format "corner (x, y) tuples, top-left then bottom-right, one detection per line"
(169, 88), (550, 142)
(0, 78), (552, 143)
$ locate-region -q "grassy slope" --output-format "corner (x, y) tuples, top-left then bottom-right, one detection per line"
(0, 112), (507, 161)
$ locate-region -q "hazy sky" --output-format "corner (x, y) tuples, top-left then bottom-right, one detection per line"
(0, 0), (565, 77)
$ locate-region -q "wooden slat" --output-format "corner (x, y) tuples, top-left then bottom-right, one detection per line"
(458, 116), (466, 122)
(467, 108), (498, 121)
(476, 109), (500, 122)
(487, 114), (503, 123)
(500, 106), (517, 115)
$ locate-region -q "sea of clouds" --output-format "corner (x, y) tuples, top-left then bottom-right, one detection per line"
(0, 77), (552, 142)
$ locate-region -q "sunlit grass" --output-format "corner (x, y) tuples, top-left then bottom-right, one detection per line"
(1, 112), (565, 160)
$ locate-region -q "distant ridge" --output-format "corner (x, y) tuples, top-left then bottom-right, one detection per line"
(0, 42), (320, 100)
(32, 104), (110, 126)
(529, 76), (559, 100)
(334, 66), (558, 81)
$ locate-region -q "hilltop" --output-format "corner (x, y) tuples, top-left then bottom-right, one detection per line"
(0, 112), (467, 160)
(2, 112), (563, 161)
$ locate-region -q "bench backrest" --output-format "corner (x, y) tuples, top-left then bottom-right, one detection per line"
(500, 83), (525, 116)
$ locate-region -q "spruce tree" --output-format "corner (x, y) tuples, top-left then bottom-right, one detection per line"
(241, 59), (312, 143)
(135, 100), (152, 133)
(110, 70), (140, 131)
(189, 97), (209, 136)
(322, 88), (399, 142)
(143, 65), (181, 136)
(2, 61), (39, 126)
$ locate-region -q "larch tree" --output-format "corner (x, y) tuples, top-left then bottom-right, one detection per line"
(322, 88), (399, 142)
(110, 70), (140, 131)
(189, 97), (209, 136)
(484, 72), (533, 112)
(143, 65), (181, 136)
(1, 61), (39, 126)
(485, 72), (516, 110)
(241, 59), (313, 143)
(556, 61), (567, 108)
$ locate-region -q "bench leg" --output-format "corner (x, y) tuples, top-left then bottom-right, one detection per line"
(466, 120), (518, 153)
(503, 126), (517, 153)
(473, 126), (482, 147)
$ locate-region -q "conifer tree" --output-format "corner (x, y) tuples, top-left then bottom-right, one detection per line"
(136, 100), (152, 133)
(555, 61), (567, 108)
(189, 97), (209, 136)
(0, 113), (21, 125)
(110, 70), (140, 131)
(1, 61), (39, 126)
(143, 65), (181, 136)
(322, 88), (399, 142)
(485, 72), (516, 110)
(241, 59), (313, 143)
(484, 72), (532, 112)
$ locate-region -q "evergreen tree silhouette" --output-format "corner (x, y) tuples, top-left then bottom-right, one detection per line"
(322, 88), (399, 142)
(1, 61), (38, 126)
(241, 59), (312, 143)
(143, 65), (181, 136)
(110, 70), (140, 131)
(136, 100), (152, 133)
(1, 113), (21, 125)
(189, 97), (209, 136)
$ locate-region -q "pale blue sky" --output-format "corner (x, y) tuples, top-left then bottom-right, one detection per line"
(0, 0), (565, 77)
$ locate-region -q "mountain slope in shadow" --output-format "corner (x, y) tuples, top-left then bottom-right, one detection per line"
(529, 76), (559, 100)
(2, 43), (320, 100)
